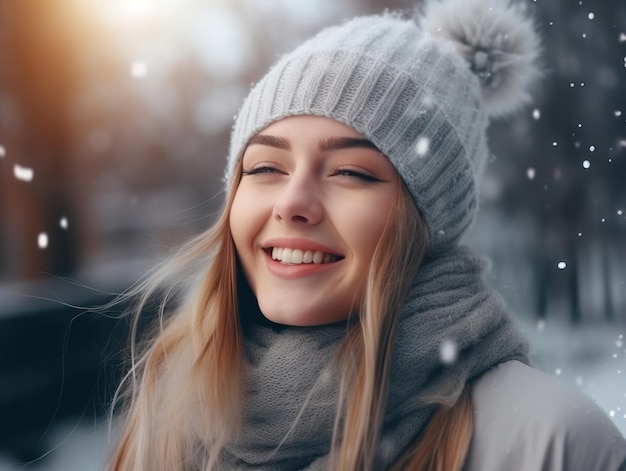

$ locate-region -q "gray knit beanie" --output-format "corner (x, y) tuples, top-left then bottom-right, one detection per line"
(226, 0), (540, 251)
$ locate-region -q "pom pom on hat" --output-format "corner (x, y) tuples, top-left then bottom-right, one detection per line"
(420, 0), (541, 117)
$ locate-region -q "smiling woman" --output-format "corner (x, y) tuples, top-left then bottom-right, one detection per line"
(106, 0), (626, 470)
(230, 116), (401, 326)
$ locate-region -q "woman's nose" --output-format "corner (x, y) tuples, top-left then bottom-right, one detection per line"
(272, 172), (323, 225)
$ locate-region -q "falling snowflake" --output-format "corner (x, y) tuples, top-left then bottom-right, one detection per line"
(60, 217), (69, 230)
(526, 167), (536, 180)
(377, 437), (395, 464)
(557, 261), (567, 270)
(587, 12), (595, 20)
(14, 164), (34, 182)
(589, 145), (595, 152)
(582, 160), (591, 169)
(131, 61), (148, 78)
(439, 339), (458, 365)
(536, 319), (546, 332)
(555, 368), (562, 376)
(415, 137), (430, 157)
(421, 94), (435, 109)
(38, 232), (48, 249)
(0, 145), (5, 157)
(318, 367), (332, 385)
(532, 109), (540, 120)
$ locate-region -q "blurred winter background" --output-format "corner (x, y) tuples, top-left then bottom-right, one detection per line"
(0, 0), (624, 469)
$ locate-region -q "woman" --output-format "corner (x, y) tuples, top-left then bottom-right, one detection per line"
(108, 0), (626, 470)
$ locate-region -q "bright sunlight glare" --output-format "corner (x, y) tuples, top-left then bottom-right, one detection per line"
(107, 0), (164, 23)
(86, 0), (183, 28)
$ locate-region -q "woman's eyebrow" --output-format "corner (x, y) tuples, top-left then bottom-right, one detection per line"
(247, 134), (380, 153)
(248, 134), (290, 150)
(319, 136), (380, 152)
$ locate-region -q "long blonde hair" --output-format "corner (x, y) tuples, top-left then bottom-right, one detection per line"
(108, 164), (473, 471)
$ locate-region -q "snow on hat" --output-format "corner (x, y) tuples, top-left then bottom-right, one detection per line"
(225, 0), (541, 250)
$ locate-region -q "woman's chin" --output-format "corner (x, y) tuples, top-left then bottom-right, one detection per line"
(258, 305), (349, 327)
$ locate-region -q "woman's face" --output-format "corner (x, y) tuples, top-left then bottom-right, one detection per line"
(229, 116), (400, 326)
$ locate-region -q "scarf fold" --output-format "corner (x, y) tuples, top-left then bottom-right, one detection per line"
(220, 246), (529, 470)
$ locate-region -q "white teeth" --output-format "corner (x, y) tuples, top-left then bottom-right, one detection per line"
(291, 249), (304, 264)
(282, 248), (293, 263)
(272, 247), (282, 260)
(312, 251), (324, 264)
(269, 247), (339, 265)
(302, 250), (313, 263)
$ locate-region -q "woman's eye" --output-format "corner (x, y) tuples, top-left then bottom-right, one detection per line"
(331, 168), (382, 183)
(242, 166), (280, 176)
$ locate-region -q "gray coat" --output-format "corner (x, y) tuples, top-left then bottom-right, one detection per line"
(464, 360), (626, 470)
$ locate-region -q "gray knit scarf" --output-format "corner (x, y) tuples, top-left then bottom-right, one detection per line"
(220, 247), (529, 470)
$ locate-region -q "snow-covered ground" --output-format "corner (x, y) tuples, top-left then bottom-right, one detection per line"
(0, 318), (623, 471)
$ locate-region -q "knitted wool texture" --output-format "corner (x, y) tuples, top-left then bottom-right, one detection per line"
(219, 247), (529, 469)
(226, 13), (490, 250)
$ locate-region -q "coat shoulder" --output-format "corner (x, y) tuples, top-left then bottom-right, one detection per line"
(463, 360), (626, 471)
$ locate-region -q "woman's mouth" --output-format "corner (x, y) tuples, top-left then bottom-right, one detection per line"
(267, 247), (343, 265)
